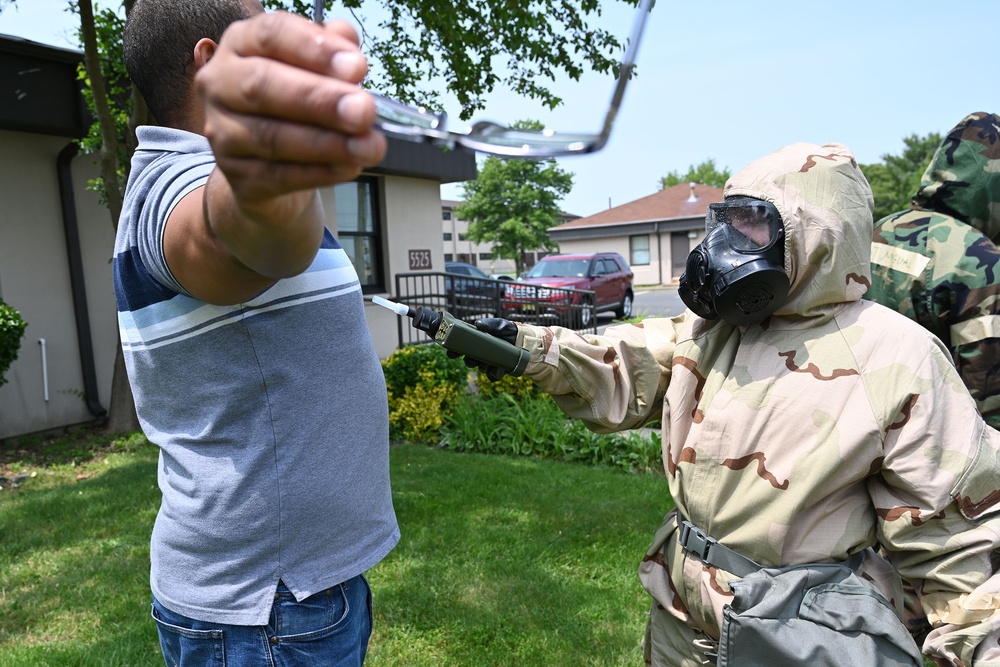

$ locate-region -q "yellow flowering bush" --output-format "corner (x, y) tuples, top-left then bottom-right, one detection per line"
(382, 344), (469, 443)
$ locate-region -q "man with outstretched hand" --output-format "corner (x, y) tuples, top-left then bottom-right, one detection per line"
(114, 2), (397, 665)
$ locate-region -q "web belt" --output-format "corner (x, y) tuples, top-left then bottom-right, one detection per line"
(676, 514), (762, 578)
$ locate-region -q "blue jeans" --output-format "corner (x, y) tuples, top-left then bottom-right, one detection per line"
(151, 575), (372, 667)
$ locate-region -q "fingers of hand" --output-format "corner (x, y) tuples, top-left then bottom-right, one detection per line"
(215, 154), (361, 203)
(197, 54), (376, 135)
(224, 12), (366, 82)
(204, 108), (386, 166)
(486, 367), (507, 382)
(199, 12), (376, 144)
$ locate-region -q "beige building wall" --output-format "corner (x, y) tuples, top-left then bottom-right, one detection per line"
(359, 174), (445, 359)
(631, 235), (664, 286)
(0, 131), (116, 439)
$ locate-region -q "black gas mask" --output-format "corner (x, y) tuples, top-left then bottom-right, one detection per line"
(678, 196), (789, 326)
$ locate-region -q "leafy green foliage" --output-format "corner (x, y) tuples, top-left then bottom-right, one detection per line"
(380, 344), (662, 473)
(275, 0), (635, 120)
(475, 370), (545, 401)
(860, 132), (942, 222)
(659, 158), (731, 190)
(444, 376), (663, 474)
(457, 131), (573, 275)
(381, 343), (470, 443)
(0, 300), (27, 388)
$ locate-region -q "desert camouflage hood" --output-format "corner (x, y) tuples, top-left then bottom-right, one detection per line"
(912, 111), (1000, 241)
(723, 142), (874, 324)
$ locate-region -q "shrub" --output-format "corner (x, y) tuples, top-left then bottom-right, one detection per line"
(0, 299), (27, 388)
(442, 389), (664, 475)
(474, 368), (544, 401)
(382, 343), (469, 444)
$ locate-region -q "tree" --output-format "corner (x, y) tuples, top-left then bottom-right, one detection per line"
(4, 0), (638, 432)
(860, 132), (941, 223)
(659, 158), (730, 190)
(74, 0), (148, 434)
(456, 122), (573, 275)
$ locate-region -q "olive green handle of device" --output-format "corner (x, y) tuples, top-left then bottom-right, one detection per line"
(435, 312), (530, 376)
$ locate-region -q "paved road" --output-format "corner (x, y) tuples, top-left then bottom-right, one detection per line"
(595, 284), (685, 334)
(633, 284), (686, 318)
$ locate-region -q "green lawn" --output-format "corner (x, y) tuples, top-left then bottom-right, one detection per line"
(0, 433), (670, 666)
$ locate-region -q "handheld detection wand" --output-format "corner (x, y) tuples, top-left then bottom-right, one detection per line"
(373, 296), (530, 377)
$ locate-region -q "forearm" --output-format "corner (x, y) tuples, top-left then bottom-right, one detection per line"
(517, 319), (674, 432)
(203, 167), (325, 280)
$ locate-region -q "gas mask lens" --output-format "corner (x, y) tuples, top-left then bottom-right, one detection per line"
(705, 198), (781, 251)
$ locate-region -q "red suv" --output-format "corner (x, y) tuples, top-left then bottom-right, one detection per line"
(503, 252), (634, 327)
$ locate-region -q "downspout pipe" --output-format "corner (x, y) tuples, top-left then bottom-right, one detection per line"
(57, 142), (107, 420)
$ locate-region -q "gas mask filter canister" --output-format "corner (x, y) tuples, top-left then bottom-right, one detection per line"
(678, 196), (789, 326)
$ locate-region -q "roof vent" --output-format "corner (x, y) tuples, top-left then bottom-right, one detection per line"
(687, 182), (698, 202)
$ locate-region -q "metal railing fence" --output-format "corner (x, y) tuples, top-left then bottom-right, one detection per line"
(389, 272), (597, 348)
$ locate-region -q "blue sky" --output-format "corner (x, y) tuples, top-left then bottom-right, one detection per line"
(2, 0), (996, 217)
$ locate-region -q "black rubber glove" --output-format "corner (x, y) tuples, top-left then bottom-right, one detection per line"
(446, 318), (520, 382)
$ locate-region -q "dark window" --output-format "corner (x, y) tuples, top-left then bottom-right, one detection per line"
(479, 253), (493, 260)
(444, 253), (454, 262)
(458, 233), (468, 241)
(443, 211), (452, 220)
(333, 176), (383, 292)
(443, 232), (453, 241)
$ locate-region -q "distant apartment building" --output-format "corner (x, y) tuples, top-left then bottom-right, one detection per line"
(441, 199), (580, 276)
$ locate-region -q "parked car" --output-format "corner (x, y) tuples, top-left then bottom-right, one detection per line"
(444, 261), (503, 318)
(503, 252), (634, 327)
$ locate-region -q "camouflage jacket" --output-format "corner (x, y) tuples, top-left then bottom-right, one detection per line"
(516, 143), (1000, 666)
(868, 112), (1000, 429)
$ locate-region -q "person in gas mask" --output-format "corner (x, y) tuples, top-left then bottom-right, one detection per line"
(464, 142), (1000, 666)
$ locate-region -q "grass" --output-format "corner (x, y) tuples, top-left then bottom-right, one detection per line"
(0, 430), (670, 666)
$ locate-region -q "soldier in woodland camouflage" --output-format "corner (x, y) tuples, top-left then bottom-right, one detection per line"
(468, 142), (1000, 665)
(868, 112), (1000, 428)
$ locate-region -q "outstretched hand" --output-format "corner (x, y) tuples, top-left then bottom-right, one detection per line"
(171, 10), (390, 304)
(195, 11), (387, 208)
(448, 318), (521, 382)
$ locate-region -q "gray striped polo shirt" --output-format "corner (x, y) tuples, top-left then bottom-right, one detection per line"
(113, 126), (398, 626)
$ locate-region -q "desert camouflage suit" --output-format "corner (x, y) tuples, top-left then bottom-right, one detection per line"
(512, 143), (1000, 666)
(868, 112), (1000, 429)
